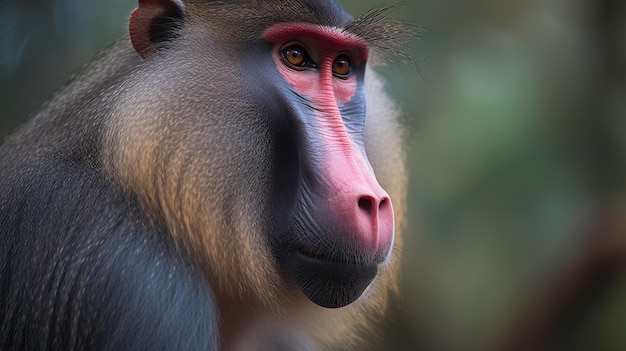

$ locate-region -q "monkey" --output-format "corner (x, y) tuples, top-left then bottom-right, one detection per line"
(0, 0), (410, 350)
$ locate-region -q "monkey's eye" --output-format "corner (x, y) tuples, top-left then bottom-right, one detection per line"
(332, 54), (352, 78)
(281, 45), (316, 70)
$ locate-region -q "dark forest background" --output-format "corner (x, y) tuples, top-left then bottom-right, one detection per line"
(1, 0), (625, 350)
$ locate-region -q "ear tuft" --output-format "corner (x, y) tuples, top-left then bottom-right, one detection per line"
(129, 0), (186, 58)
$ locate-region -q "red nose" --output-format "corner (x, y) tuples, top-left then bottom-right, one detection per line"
(333, 184), (394, 252)
(358, 193), (393, 248)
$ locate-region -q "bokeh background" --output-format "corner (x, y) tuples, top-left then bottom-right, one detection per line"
(1, 0), (625, 350)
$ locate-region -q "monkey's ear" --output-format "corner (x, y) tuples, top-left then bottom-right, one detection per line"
(129, 0), (186, 58)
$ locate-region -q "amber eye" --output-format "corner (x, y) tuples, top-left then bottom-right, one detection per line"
(281, 45), (316, 69)
(332, 54), (352, 78)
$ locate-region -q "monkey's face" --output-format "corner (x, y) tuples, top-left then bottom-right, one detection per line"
(238, 22), (395, 309)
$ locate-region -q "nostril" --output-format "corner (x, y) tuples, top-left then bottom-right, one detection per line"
(379, 197), (390, 211)
(358, 197), (374, 212)
(379, 198), (386, 208)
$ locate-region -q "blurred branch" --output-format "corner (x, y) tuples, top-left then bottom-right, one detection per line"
(493, 202), (626, 351)
(493, 0), (626, 349)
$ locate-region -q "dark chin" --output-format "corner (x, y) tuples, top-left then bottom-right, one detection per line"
(284, 251), (378, 308)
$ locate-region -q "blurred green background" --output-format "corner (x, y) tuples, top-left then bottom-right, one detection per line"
(1, 0), (625, 350)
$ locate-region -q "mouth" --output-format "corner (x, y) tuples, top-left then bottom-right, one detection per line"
(296, 247), (363, 265)
(283, 249), (378, 308)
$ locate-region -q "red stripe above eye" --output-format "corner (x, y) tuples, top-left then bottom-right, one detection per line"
(262, 23), (369, 64)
